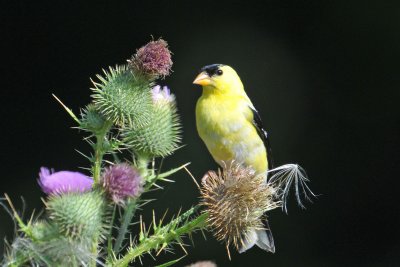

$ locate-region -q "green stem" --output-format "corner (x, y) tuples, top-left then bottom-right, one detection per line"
(92, 121), (112, 184)
(107, 205), (117, 256)
(90, 236), (99, 267)
(136, 154), (150, 179)
(112, 212), (208, 267)
(113, 199), (137, 255)
(93, 134), (105, 184)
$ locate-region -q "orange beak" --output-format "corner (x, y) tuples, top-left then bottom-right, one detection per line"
(193, 72), (212, 86)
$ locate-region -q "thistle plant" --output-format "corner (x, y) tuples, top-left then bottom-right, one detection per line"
(1, 38), (315, 267)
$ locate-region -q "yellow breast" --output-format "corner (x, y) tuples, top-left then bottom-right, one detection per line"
(196, 93), (268, 174)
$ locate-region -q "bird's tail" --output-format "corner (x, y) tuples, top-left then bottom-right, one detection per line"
(239, 221), (275, 254)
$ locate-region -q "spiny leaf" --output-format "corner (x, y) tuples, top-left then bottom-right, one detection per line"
(146, 162), (190, 190)
(155, 255), (186, 267)
(52, 94), (80, 124)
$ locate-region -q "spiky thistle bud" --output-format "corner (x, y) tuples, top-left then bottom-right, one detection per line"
(5, 235), (95, 266)
(128, 39), (172, 80)
(200, 162), (280, 254)
(101, 163), (143, 205)
(122, 85), (181, 157)
(46, 191), (105, 241)
(80, 104), (110, 134)
(38, 167), (93, 195)
(91, 65), (153, 127)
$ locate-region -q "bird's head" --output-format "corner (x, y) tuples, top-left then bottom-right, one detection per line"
(193, 64), (244, 95)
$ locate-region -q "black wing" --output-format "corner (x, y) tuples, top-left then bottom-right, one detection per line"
(250, 106), (274, 169)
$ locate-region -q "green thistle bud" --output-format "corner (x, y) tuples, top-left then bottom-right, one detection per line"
(38, 238), (94, 265)
(122, 85), (181, 157)
(6, 234), (94, 266)
(31, 221), (59, 241)
(91, 65), (153, 127)
(46, 191), (105, 241)
(80, 104), (110, 134)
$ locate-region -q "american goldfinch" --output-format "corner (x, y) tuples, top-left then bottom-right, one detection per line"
(194, 64), (273, 174)
(194, 64), (275, 253)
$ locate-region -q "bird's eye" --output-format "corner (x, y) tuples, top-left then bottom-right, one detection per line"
(216, 69), (223, 76)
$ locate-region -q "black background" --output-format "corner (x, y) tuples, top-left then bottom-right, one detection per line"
(1, 1), (399, 266)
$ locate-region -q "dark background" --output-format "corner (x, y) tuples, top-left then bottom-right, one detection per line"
(1, 1), (399, 266)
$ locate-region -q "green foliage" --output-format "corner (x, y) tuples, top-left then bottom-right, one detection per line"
(47, 191), (106, 241)
(112, 207), (207, 267)
(5, 236), (95, 266)
(122, 100), (181, 157)
(3, 194), (106, 266)
(91, 65), (153, 127)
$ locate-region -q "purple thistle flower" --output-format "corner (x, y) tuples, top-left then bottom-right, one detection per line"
(151, 85), (175, 104)
(101, 163), (143, 205)
(38, 167), (93, 195)
(128, 39), (173, 79)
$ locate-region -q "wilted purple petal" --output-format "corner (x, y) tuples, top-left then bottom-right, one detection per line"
(38, 167), (93, 195)
(151, 85), (175, 104)
(162, 86), (170, 96)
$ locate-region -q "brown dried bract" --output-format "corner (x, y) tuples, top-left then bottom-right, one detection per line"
(200, 162), (280, 251)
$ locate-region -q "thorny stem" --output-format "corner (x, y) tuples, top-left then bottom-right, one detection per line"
(136, 154), (150, 179)
(90, 236), (99, 267)
(93, 134), (105, 184)
(112, 211), (208, 267)
(113, 199), (138, 255)
(106, 204), (117, 261)
(92, 121), (112, 184)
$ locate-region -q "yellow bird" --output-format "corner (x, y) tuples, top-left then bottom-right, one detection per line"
(193, 64), (275, 253)
(194, 64), (273, 174)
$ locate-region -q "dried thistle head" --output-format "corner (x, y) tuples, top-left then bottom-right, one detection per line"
(200, 162), (280, 254)
(128, 38), (172, 80)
